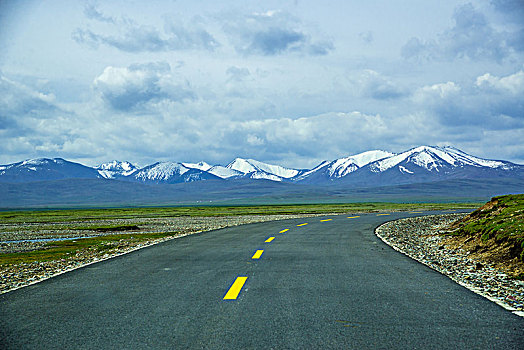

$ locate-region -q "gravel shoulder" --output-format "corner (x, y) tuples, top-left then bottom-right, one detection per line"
(375, 214), (524, 317)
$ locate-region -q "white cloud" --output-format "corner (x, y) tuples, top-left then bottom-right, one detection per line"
(412, 71), (524, 132)
(354, 70), (406, 100)
(414, 81), (460, 103)
(475, 70), (524, 94)
(93, 62), (195, 111)
(2, 1), (524, 166)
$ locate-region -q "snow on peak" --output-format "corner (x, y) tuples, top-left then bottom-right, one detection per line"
(370, 146), (445, 172)
(96, 160), (138, 178)
(328, 150), (395, 178)
(248, 172), (283, 181)
(182, 161), (212, 172)
(328, 158), (358, 177)
(399, 165), (414, 174)
(226, 158), (299, 178)
(226, 158), (257, 173)
(207, 165), (243, 179)
(370, 145), (509, 173)
(134, 162), (190, 181)
(438, 146), (508, 169)
(21, 158), (64, 166)
(349, 150), (395, 167)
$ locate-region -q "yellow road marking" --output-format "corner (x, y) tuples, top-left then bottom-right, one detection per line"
(377, 213), (390, 216)
(410, 212), (423, 214)
(223, 276), (248, 300)
(347, 216), (360, 219)
(279, 229), (289, 233)
(320, 219), (332, 222)
(252, 250), (264, 259)
(265, 237), (275, 243)
(297, 223), (308, 227)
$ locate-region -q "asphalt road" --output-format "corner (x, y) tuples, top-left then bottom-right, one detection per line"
(1, 211), (523, 349)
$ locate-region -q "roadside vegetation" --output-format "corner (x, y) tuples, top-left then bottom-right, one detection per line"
(444, 194), (524, 279)
(0, 202), (478, 224)
(0, 232), (176, 265)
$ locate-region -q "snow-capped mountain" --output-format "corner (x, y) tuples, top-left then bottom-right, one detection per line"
(296, 150), (394, 183)
(131, 162), (221, 184)
(206, 165), (243, 179)
(181, 161), (212, 172)
(338, 146), (523, 187)
(0, 146), (522, 186)
(96, 161), (138, 179)
(328, 150), (395, 177)
(369, 146), (512, 173)
(0, 158), (100, 183)
(226, 158), (303, 181)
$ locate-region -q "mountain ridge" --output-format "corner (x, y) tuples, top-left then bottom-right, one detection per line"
(1, 146), (522, 186)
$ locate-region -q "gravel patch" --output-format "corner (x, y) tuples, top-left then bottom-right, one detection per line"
(376, 214), (524, 317)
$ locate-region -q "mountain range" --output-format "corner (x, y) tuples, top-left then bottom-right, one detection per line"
(1, 146), (522, 186)
(1, 146), (522, 208)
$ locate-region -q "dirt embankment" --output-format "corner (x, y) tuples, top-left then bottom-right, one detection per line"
(442, 194), (524, 279)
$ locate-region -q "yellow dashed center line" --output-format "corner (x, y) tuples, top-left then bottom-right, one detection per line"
(223, 276), (248, 300)
(410, 212), (423, 214)
(297, 223), (308, 227)
(347, 216), (360, 219)
(376, 213), (390, 216)
(265, 236), (275, 243)
(320, 219), (332, 222)
(279, 229), (289, 233)
(251, 250), (264, 259)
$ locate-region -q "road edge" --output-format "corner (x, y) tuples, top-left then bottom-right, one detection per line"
(375, 216), (524, 318)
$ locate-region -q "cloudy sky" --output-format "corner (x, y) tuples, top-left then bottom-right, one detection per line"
(1, 0), (523, 168)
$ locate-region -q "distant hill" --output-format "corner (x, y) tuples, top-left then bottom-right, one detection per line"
(1, 177), (523, 209)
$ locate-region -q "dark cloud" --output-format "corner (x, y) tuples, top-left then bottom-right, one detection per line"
(249, 27), (306, 55)
(224, 11), (333, 56)
(73, 11), (219, 52)
(358, 70), (406, 100)
(402, 3), (522, 62)
(84, 4), (116, 24)
(0, 74), (82, 161)
(491, 0), (524, 23)
(93, 62), (196, 111)
(0, 75), (58, 122)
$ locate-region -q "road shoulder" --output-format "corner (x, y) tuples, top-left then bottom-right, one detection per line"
(375, 214), (524, 317)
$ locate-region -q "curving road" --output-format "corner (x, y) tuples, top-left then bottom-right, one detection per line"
(1, 211), (523, 349)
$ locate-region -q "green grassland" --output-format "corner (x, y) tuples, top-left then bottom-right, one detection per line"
(0, 232), (177, 265)
(0, 202), (478, 267)
(0, 202), (479, 224)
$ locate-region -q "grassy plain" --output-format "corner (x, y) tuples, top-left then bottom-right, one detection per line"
(0, 202), (479, 224)
(0, 202), (479, 267)
(0, 232), (175, 265)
